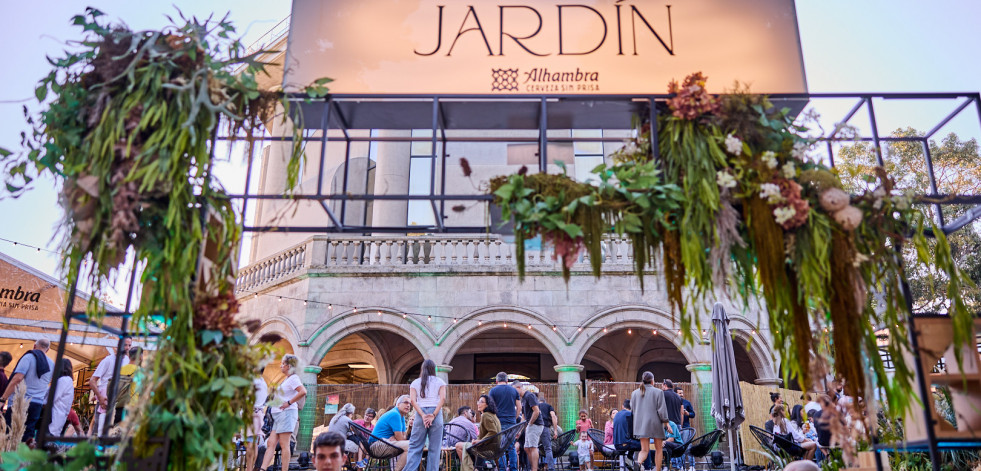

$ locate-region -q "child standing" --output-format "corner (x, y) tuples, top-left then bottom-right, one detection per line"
(577, 433), (594, 471)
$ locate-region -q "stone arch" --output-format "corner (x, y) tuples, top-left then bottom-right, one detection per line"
(434, 305), (568, 365)
(307, 308), (436, 364)
(249, 316), (302, 350)
(572, 305), (698, 365)
(726, 316), (778, 381)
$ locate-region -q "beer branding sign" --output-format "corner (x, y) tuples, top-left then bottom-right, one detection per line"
(284, 0), (807, 94)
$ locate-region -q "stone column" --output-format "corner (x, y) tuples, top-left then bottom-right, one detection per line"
(371, 130), (411, 230)
(436, 364), (453, 383)
(554, 364), (584, 433)
(296, 366), (322, 452)
(686, 363), (715, 433)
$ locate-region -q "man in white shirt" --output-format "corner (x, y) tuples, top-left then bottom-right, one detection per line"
(88, 337), (131, 435)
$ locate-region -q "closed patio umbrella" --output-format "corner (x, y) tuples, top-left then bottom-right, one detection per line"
(710, 302), (744, 471)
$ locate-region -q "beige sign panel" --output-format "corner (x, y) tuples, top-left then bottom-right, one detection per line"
(284, 0), (807, 95)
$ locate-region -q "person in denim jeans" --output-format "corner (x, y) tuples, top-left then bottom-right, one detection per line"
(488, 372), (520, 471)
(404, 360), (447, 471)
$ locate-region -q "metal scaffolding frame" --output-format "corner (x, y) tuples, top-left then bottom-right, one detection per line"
(38, 92), (981, 470)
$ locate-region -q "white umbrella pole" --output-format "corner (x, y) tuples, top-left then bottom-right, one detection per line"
(728, 431), (736, 471)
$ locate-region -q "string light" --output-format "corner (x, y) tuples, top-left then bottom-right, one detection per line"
(19, 343), (23, 349)
(278, 297), (282, 302)
(242, 291), (771, 338)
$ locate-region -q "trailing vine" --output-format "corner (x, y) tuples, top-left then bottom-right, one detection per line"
(0, 8), (326, 468)
(488, 73), (975, 423)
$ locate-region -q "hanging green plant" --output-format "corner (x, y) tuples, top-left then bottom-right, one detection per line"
(0, 8), (326, 469)
(486, 72), (976, 424)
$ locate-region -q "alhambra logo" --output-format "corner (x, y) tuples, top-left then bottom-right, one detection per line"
(492, 67), (601, 92)
(0, 285), (42, 311)
(492, 68), (519, 91)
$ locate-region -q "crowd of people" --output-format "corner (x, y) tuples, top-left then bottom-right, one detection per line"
(275, 364), (701, 471)
(0, 338), (143, 447)
(762, 381), (866, 464)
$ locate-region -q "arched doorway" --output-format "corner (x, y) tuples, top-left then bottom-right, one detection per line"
(318, 329), (424, 384)
(447, 327), (559, 383)
(581, 328), (692, 382)
(732, 337), (761, 384)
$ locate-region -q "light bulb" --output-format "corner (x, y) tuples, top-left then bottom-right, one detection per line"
(577, 327), (582, 332)
(627, 328), (632, 335)
(378, 311), (382, 316)
(552, 325), (557, 331)
(303, 300), (307, 306)
(652, 329), (657, 335)
(278, 297), (282, 302)
(402, 313), (407, 319)
(527, 324), (532, 329)
(603, 327), (608, 333)
(478, 320), (483, 326)
(329, 304), (333, 311)
(453, 318), (458, 323)
(504, 323), (508, 328)
(427, 315), (432, 321)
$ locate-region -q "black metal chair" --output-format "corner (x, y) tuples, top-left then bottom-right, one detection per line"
(748, 425), (805, 465)
(586, 428), (619, 471)
(467, 421), (528, 471)
(546, 429), (577, 470)
(351, 422), (405, 471)
(663, 427), (696, 469)
(685, 429), (722, 469)
(444, 422), (475, 447)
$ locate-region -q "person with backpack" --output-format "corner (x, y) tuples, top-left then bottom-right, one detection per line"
(1, 339), (55, 443)
(114, 346), (143, 424)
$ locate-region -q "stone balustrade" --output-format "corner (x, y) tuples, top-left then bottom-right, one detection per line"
(235, 234), (639, 293)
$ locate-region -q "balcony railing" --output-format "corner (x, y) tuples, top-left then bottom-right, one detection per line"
(234, 234), (638, 293)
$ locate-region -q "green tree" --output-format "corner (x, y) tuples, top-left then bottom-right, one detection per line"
(835, 128), (981, 312)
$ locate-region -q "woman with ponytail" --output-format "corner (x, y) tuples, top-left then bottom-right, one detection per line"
(628, 371), (668, 471)
(404, 359), (447, 471)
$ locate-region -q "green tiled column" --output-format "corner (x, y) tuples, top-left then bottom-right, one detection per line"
(297, 366), (322, 453)
(687, 363), (715, 434)
(554, 364), (584, 433)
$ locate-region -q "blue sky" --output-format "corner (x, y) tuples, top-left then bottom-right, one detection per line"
(0, 0), (979, 295)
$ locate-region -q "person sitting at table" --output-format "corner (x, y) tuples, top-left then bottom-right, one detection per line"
(662, 421), (683, 468)
(611, 400), (652, 470)
(354, 408), (377, 431)
(456, 394), (501, 471)
(371, 395), (413, 471)
(445, 406), (479, 447)
(771, 405), (817, 460)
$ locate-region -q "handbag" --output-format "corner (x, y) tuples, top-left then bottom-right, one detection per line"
(261, 407), (274, 435)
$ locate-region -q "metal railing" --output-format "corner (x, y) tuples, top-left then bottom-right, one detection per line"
(235, 234), (639, 293)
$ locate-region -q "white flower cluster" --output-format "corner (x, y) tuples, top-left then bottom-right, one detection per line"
(759, 183), (784, 204)
(716, 170), (737, 189)
(725, 134), (743, 155)
(791, 141), (810, 160)
(761, 151), (778, 169)
(621, 140), (639, 155)
(781, 161), (796, 179)
(773, 206), (797, 225)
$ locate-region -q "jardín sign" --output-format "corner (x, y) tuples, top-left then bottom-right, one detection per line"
(284, 0), (807, 95)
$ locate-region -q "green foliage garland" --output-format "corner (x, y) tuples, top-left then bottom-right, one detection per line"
(0, 9), (325, 469)
(488, 73), (975, 422)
